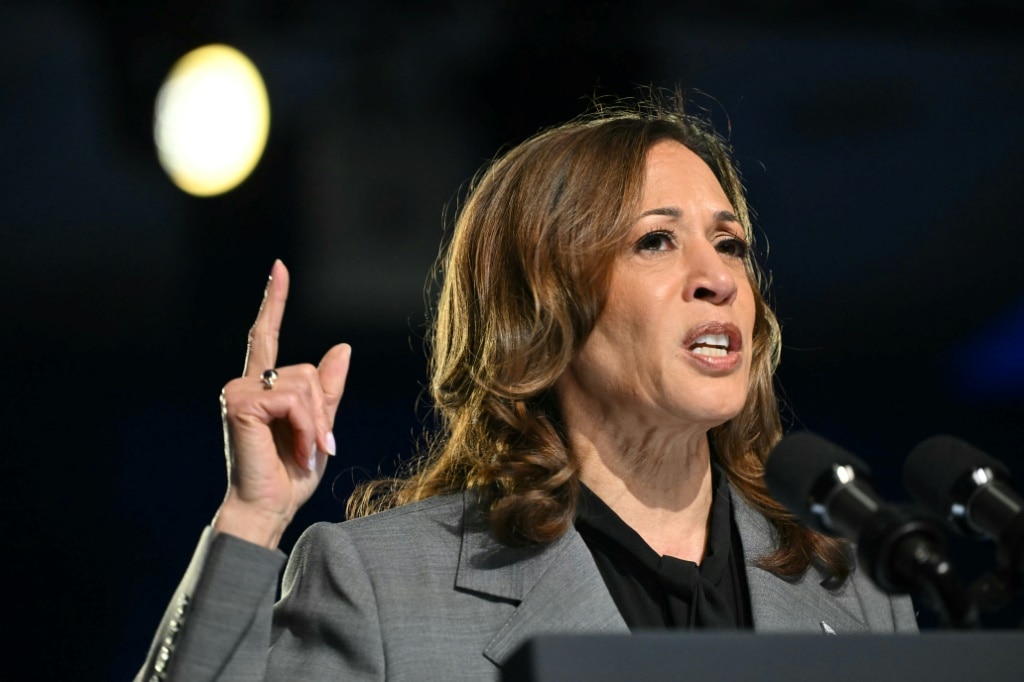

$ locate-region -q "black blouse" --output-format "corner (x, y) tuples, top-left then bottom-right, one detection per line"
(574, 467), (753, 630)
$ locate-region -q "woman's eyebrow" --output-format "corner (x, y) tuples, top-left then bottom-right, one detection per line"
(716, 210), (742, 224)
(637, 206), (682, 219)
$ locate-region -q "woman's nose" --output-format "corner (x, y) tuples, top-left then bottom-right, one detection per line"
(683, 242), (739, 305)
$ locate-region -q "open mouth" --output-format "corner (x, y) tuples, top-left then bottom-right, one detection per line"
(689, 333), (731, 357)
(683, 323), (741, 358)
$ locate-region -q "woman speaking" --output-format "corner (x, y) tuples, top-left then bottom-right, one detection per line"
(137, 98), (916, 681)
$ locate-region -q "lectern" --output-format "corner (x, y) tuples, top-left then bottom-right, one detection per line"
(504, 632), (1024, 681)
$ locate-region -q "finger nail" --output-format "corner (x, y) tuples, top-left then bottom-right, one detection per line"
(308, 449), (319, 472)
(326, 431), (337, 456)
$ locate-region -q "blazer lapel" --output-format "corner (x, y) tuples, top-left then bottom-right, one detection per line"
(455, 485), (875, 668)
(453, 493), (627, 666)
(731, 486), (870, 633)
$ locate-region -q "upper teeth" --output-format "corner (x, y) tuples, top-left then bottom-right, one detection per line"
(691, 334), (729, 356)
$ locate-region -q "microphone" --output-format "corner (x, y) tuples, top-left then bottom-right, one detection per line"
(765, 431), (881, 539)
(766, 432), (976, 627)
(904, 435), (1024, 576)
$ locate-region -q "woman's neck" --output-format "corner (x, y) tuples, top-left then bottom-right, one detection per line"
(567, 412), (716, 563)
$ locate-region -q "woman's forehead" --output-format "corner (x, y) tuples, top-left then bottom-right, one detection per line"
(639, 141), (735, 216)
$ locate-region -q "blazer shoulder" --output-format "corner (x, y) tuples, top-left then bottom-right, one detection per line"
(292, 492), (468, 570)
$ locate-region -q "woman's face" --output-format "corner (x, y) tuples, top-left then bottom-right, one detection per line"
(559, 139), (756, 432)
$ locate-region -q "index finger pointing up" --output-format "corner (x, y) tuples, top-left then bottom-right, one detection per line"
(244, 259), (290, 377)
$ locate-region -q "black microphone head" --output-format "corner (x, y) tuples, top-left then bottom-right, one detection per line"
(765, 431), (871, 533)
(904, 434), (1010, 532)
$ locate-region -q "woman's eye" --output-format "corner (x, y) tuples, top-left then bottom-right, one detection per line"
(636, 231), (675, 252)
(716, 237), (749, 259)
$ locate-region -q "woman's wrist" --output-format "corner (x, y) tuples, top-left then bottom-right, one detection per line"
(212, 494), (292, 550)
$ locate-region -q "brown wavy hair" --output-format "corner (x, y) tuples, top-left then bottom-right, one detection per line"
(348, 96), (849, 580)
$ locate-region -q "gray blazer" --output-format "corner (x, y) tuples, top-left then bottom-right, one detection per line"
(137, 488), (917, 681)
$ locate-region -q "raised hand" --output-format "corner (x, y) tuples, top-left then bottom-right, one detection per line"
(212, 260), (351, 549)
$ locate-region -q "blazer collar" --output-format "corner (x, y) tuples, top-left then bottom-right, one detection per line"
(454, 492), (628, 665)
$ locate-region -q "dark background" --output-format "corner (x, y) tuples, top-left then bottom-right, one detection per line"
(3, 0), (1023, 677)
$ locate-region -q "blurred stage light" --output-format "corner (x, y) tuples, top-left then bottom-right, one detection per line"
(154, 44), (270, 197)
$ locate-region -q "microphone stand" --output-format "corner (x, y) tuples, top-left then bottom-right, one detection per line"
(835, 499), (979, 629)
(885, 525), (979, 630)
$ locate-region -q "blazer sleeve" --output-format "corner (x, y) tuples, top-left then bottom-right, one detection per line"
(136, 523), (387, 682)
(266, 522), (386, 679)
(134, 527), (286, 682)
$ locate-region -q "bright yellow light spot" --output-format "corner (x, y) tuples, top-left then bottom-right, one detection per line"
(154, 44), (270, 197)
